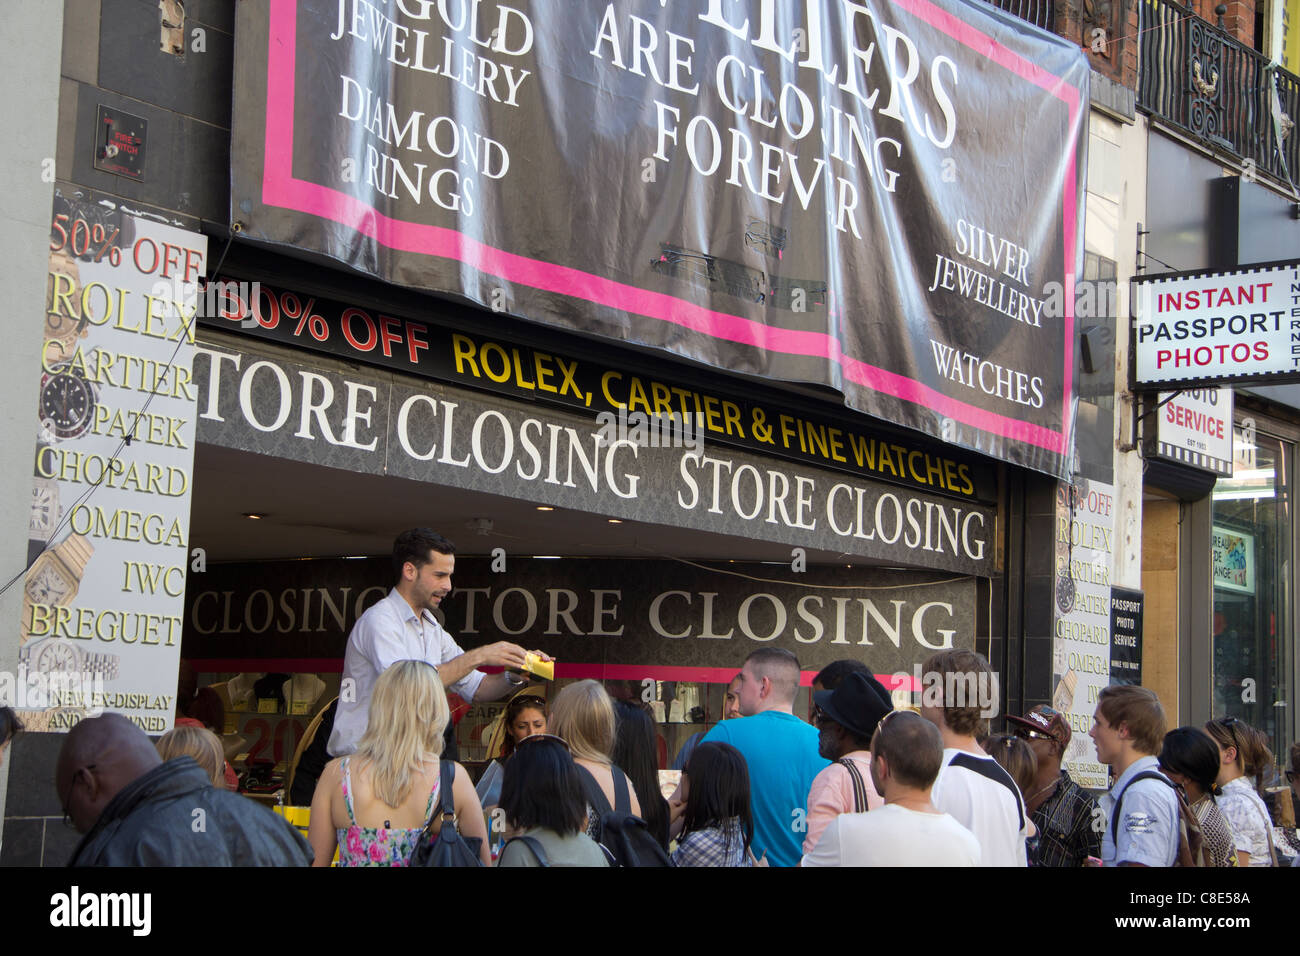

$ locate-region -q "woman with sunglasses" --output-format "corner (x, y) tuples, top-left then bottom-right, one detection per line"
(1158, 727), (1237, 867)
(498, 693), (548, 760)
(1204, 716), (1276, 866)
(496, 734), (609, 867)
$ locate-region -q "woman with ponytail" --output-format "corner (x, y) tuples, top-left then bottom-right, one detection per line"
(1158, 727), (1237, 867)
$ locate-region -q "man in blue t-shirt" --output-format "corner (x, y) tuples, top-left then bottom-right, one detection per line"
(701, 648), (827, 866)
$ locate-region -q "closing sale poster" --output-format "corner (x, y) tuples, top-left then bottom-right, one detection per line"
(231, 0), (1089, 478)
(12, 198), (205, 733)
(1051, 479), (1114, 789)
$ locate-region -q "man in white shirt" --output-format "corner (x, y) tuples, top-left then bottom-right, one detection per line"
(922, 648), (1029, 866)
(328, 528), (552, 756)
(802, 710), (980, 867)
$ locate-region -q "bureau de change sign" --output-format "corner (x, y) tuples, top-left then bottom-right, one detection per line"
(230, 0), (1089, 479)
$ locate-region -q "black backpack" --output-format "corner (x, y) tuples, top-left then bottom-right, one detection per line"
(576, 765), (673, 867)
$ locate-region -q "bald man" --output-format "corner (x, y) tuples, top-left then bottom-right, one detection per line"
(57, 714), (311, 866)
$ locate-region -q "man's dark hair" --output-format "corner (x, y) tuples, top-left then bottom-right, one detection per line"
(500, 736), (587, 836)
(612, 699), (670, 848)
(391, 528), (456, 583)
(681, 742), (752, 853)
(873, 712), (944, 789)
(1159, 726), (1223, 795)
(0, 707), (23, 746)
(840, 722), (875, 752)
(813, 659), (871, 691)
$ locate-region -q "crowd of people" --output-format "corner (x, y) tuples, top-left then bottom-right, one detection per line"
(9, 528), (1299, 868)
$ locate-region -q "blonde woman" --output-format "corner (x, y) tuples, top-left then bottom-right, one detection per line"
(308, 660), (490, 866)
(549, 680), (641, 838)
(157, 725), (227, 789)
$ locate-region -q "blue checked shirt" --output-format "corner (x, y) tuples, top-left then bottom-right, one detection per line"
(671, 820), (753, 867)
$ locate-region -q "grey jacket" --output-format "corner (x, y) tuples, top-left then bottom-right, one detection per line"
(69, 757), (312, 867)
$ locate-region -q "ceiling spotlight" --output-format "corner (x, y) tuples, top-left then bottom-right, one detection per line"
(607, 518), (623, 524)
(536, 506), (554, 512)
(243, 513), (264, 520)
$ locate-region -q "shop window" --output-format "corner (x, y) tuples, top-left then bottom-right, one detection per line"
(1211, 423), (1294, 769)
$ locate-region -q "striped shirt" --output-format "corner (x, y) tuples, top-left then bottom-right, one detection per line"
(1030, 770), (1102, 867)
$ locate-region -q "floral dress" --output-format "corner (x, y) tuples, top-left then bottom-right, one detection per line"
(336, 757), (439, 866)
(1218, 778), (1274, 866)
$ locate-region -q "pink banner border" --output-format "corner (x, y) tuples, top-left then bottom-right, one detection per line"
(257, 0), (1081, 459)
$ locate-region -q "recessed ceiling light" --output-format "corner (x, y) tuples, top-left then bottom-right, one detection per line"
(533, 555), (562, 559)
(243, 513), (264, 520)
(536, 506), (554, 512)
(607, 518), (623, 524)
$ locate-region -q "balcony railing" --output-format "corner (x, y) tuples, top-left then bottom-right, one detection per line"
(1139, 0), (1300, 188)
(982, 0), (1055, 32)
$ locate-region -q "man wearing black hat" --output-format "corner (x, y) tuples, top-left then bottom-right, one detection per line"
(1009, 704), (1102, 867)
(801, 670), (894, 857)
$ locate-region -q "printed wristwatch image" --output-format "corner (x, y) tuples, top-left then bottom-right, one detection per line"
(19, 636), (119, 681)
(20, 532), (94, 644)
(29, 476), (61, 541)
(39, 360), (98, 441)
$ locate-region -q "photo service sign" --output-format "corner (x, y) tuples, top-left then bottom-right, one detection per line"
(231, 0), (1089, 478)
(14, 203), (206, 734)
(1154, 387), (1233, 476)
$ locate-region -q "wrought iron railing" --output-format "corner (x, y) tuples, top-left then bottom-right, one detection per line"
(1139, 0), (1300, 188)
(982, 0), (1055, 31)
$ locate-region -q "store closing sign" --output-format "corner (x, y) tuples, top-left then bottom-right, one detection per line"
(199, 278), (998, 504)
(231, 0), (1089, 479)
(192, 343), (996, 575)
(184, 556), (978, 678)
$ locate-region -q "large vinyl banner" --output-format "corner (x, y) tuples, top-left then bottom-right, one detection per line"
(231, 0), (1089, 477)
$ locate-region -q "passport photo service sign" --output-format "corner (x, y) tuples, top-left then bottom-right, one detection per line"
(1133, 261), (1300, 388)
(1154, 387), (1233, 476)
